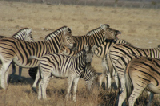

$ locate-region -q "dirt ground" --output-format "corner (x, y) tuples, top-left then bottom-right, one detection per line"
(0, 1), (160, 106)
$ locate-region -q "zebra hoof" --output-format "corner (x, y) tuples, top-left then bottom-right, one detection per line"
(32, 87), (37, 93)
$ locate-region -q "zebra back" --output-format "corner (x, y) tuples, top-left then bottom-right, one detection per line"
(12, 28), (34, 42)
(94, 39), (130, 58)
(44, 25), (71, 41)
(108, 44), (160, 84)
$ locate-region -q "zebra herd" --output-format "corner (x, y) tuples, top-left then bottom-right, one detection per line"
(0, 24), (159, 106)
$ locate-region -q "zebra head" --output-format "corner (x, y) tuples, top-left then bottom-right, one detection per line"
(100, 24), (120, 40)
(60, 27), (76, 50)
(12, 28), (33, 41)
(83, 45), (98, 63)
(84, 65), (97, 93)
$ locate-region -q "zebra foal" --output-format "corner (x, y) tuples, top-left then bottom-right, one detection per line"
(0, 26), (75, 89)
(124, 57), (160, 106)
(30, 45), (97, 102)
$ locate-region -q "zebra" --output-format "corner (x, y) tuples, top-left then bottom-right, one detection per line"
(0, 26), (75, 89)
(92, 39), (130, 89)
(10, 28), (34, 82)
(28, 24), (121, 80)
(30, 45), (97, 102)
(124, 57), (160, 106)
(106, 44), (160, 106)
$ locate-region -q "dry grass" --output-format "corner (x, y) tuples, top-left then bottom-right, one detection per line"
(0, 1), (160, 106)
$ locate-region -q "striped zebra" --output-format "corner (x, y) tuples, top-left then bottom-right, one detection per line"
(10, 28), (34, 82)
(124, 57), (160, 106)
(107, 44), (160, 106)
(28, 24), (121, 80)
(93, 39), (130, 89)
(0, 26), (75, 89)
(30, 45), (97, 102)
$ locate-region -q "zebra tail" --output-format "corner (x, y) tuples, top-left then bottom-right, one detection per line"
(124, 69), (132, 99)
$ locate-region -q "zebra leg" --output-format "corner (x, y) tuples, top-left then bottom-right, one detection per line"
(18, 66), (22, 82)
(0, 61), (11, 89)
(102, 58), (111, 89)
(72, 77), (80, 102)
(38, 79), (42, 99)
(65, 76), (73, 101)
(32, 68), (40, 93)
(117, 76), (127, 106)
(38, 71), (51, 99)
(147, 92), (154, 106)
(9, 62), (16, 82)
(104, 75), (108, 90)
(5, 69), (9, 88)
(107, 72), (112, 89)
(99, 74), (103, 89)
(114, 72), (119, 89)
(118, 88), (127, 106)
(128, 88), (143, 106)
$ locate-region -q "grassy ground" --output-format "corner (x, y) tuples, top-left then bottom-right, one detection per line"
(0, 1), (160, 106)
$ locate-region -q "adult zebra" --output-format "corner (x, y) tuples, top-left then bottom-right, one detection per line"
(106, 44), (160, 106)
(10, 28), (34, 82)
(0, 26), (75, 89)
(29, 24), (120, 81)
(124, 57), (160, 106)
(30, 45), (97, 102)
(92, 39), (130, 89)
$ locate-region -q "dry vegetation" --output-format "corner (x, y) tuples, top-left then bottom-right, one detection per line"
(0, 1), (160, 106)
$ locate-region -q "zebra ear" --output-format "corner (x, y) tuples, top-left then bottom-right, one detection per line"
(63, 28), (68, 35)
(27, 29), (32, 34)
(100, 24), (110, 29)
(63, 28), (72, 35)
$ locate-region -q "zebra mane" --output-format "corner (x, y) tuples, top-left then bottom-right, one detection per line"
(44, 25), (69, 41)
(85, 26), (103, 36)
(12, 28), (31, 37)
(12, 28), (33, 41)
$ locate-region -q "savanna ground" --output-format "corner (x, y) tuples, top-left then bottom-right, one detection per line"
(0, 1), (160, 106)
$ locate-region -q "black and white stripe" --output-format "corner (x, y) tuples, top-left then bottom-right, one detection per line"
(0, 26), (75, 89)
(92, 39), (130, 89)
(30, 45), (96, 102)
(107, 44), (160, 106)
(124, 57), (160, 106)
(10, 28), (34, 82)
(28, 24), (120, 80)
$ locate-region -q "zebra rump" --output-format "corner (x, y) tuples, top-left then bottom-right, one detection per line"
(124, 57), (160, 106)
